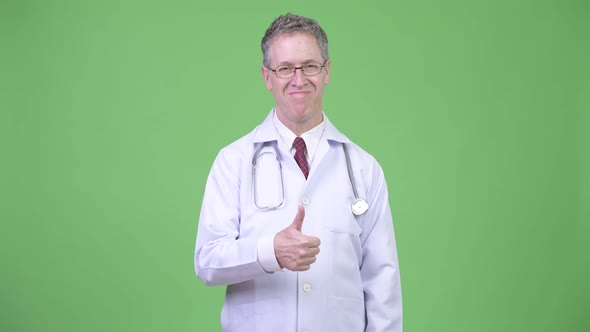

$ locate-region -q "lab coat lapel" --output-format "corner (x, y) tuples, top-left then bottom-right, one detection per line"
(252, 110), (307, 184)
(252, 110), (279, 144)
(311, 115), (352, 175)
(251, 109), (292, 157)
(252, 110), (353, 182)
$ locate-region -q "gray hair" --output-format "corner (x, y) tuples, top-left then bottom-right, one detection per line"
(261, 13), (329, 68)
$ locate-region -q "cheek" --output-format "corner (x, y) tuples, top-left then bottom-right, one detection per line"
(267, 77), (289, 92)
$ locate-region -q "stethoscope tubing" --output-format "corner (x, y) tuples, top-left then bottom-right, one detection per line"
(252, 142), (285, 210)
(251, 141), (368, 215)
(342, 143), (359, 199)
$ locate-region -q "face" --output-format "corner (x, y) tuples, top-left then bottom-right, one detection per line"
(261, 33), (331, 134)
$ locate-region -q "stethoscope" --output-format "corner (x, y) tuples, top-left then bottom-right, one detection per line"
(251, 142), (369, 216)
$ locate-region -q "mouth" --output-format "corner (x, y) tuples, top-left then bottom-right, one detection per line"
(288, 91), (309, 97)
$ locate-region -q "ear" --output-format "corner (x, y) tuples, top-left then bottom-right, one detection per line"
(323, 59), (331, 85)
(261, 66), (273, 91)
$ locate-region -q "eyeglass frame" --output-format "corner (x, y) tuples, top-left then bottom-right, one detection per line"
(265, 60), (328, 79)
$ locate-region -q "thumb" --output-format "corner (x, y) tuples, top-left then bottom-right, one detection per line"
(291, 206), (305, 231)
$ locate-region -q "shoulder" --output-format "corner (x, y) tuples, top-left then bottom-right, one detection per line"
(324, 116), (379, 165)
(214, 129), (257, 166)
(214, 110), (276, 162)
(343, 140), (381, 169)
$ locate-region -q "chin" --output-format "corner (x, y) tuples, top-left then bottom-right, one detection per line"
(291, 106), (312, 119)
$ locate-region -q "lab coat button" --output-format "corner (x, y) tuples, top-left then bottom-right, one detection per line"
(302, 196), (310, 205)
(303, 283), (312, 292)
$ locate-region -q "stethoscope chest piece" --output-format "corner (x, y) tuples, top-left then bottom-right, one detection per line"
(343, 143), (369, 216)
(351, 198), (369, 216)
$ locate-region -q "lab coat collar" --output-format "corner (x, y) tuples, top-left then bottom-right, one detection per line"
(252, 109), (352, 144)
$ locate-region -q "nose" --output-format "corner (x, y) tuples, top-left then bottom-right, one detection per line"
(290, 68), (307, 87)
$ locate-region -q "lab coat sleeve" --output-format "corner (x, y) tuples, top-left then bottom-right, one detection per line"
(194, 147), (272, 286)
(360, 163), (403, 332)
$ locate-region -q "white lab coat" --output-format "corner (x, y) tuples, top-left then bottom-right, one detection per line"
(195, 110), (402, 332)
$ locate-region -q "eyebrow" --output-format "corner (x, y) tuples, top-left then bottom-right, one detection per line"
(276, 59), (322, 66)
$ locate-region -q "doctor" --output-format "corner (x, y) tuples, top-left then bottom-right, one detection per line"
(194, 13), (402, 332)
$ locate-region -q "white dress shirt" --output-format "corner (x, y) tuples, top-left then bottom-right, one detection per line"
(273, 110), (326, 166)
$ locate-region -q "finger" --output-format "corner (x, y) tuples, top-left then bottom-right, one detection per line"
(306, 235), (321, 248)
(293, 263), (312, 271)
(298, 250), (319, 261)
(293, 265), (310, 272)
(296, 256), (317, 267)
(304, 246), (320, 257)
(291, 205), (305, 231)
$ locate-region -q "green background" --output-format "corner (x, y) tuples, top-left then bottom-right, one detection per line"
(1, 0), (588, 331)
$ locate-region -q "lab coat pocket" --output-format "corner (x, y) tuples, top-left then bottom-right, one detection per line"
(223, 298), (283, 332)
(322, 213), (363, 277)
(326, 295), (365, 331)
(324, 215), (361, 236)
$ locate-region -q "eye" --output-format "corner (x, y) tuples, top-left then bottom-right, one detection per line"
(276, 66), (293, 74)
(305, 63), (321, 70)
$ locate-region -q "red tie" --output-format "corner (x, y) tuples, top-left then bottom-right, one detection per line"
(293, 137), (309, 179)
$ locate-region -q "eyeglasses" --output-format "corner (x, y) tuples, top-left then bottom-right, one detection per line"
(266, 61), (327, 79)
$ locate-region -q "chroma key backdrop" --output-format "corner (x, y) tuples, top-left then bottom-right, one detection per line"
(1, 1), (588, 331)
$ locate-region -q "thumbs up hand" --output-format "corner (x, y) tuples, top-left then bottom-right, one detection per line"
(274, 206), (321, 271)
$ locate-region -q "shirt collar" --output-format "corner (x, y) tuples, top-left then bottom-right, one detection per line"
(273, 109), (326, 164)
(251, 108), (351, 145)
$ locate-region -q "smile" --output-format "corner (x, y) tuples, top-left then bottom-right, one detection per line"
(289, 91), (310, 96)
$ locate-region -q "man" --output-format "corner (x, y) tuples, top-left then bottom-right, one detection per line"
(194, 13), (402, 332)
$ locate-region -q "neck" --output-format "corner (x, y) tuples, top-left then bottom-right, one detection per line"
(275, 108), (323, 136)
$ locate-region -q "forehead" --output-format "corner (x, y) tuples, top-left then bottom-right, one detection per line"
(269, 33), (322, 65)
